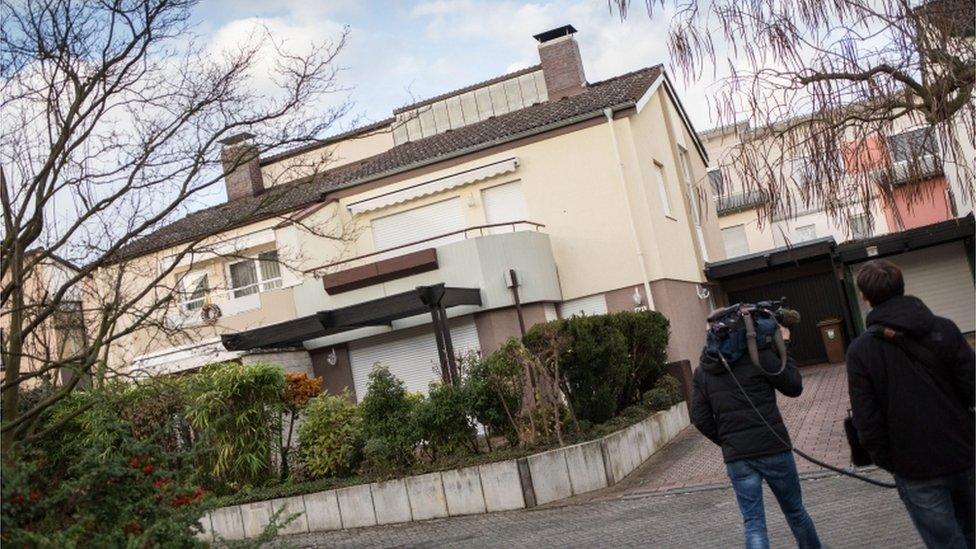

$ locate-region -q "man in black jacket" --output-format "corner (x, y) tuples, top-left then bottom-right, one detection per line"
(692, 327), (821, 549)
(847, 259), (975, 549)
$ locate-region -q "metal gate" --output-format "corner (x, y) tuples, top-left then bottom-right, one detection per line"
(727, 271), (845, 365)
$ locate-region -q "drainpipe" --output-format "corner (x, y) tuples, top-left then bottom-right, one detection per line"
(604, 108), (656, 311)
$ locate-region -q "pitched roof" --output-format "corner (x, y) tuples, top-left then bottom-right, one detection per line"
(111, 65), (663, 263)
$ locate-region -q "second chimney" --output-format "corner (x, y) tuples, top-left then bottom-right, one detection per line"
(534, 25), (586, 101)
(220, 133), (264, 202)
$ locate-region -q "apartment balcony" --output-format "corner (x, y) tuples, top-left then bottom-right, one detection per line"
(717, 190), (766, 216)
(291, 221), (562, 321)
(167, 282), (294, 329)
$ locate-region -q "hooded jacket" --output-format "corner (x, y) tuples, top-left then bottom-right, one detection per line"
(846, 295), (975, 480)
(691, 345), (803, 462)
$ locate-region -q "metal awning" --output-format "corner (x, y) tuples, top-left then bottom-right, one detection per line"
(835, 214), (974, 264)
(705, 237), (837, 280)
(220, 284), (482, 352)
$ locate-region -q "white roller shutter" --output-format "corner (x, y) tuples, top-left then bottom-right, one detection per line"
(721, 225), (750, 258)
(348, 318), (480, 400)
(370, 198), (466, 256)
(558, 294), (608, 318)
(857, 242), (975, 333)
(482, 181), (528, 234)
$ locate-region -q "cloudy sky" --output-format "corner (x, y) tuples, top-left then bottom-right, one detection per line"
(194, 0), (725, 137)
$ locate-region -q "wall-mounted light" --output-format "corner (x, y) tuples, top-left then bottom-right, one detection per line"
(632, 287), (643, 306)
(326, 348), (338, 366)
(696, 284), (711, 300)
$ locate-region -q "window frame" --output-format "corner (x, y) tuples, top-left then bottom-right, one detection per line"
(794, 224), (818, 242)
(226, 250), (282, 299)
(653, 161), (675, 219)
(887, 127), (938, 165)
(178, 269), (210, 311)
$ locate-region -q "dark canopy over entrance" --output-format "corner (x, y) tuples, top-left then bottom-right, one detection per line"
(221, 284), (481, 382)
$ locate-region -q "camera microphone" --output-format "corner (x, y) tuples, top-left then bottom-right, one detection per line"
(778, 307), (801, 327)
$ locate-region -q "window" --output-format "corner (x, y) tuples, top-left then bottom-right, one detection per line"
(851, 214), (873, 240)
(482, 181), (528, 234)
(791, 156), (815, 187)
(371, 198), (466, 255)
(179, 270), (209, 311)
(888, 128), (938, 164)
(228, 250), (282, 298)
(653, 162), (673, 217)
(795, 224), (817, 242)
(707, 168), (725, 196)
(721, 225), (750, 257)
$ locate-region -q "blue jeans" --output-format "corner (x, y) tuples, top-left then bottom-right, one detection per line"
(726, 451), (821, 549)
(896, 468), (975, 549)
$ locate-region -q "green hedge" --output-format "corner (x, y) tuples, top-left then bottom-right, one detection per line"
(524, 310), (670, 423)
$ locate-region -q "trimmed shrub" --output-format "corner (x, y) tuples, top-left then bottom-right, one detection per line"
(606, 310), (671, 408)
(462, 347), (521, 446)
(298, 391), (362, 478)
(184, 362), (286, 491)
(643, 374), (683, 411)
(358, 366), (420, 475)
(528, 314), (630, 423)
(414, 382), (478, 460)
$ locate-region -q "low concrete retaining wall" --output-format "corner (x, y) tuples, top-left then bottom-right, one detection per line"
(198, 402), (690, 541)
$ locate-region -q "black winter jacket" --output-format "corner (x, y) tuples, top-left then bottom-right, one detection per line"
(691, 346), (803, 463)
(846, 295), (975, 480)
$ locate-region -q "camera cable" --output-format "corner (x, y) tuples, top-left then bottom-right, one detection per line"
(718, 353), (897, 489)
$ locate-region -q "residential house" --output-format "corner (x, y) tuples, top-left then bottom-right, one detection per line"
(1, 249), (87, 387)
(102, 25), (726, 400)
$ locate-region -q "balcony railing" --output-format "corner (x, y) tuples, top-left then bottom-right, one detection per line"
(306, 220), (546, 275)
(179, 279), (282, 314)
(716, 191), (766, 216)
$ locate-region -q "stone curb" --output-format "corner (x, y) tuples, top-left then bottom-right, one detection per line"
(207, 401), (689, 540)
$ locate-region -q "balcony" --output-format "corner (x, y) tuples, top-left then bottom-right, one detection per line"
(717, 191), (766, 216)
(291, 222), (562, 321)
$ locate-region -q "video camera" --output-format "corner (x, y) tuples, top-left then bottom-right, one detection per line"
(707, 298), (800, 374)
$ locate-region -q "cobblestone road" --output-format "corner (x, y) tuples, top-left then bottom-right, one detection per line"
(277, 471), (919, 548)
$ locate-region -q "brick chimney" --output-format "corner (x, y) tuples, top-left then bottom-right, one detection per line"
(534, 25), (586, 100)
(219, 132), (264, 201)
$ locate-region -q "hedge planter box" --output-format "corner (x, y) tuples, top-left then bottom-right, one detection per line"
(200, 402), (690, 541)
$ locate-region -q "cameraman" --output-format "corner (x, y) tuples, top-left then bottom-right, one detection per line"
(692, 320), (821, 549)
(846, 259), (974, 549)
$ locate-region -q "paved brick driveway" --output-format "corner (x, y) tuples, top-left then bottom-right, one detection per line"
(582, 362), (853, 497)
(279, 471), (918, 548)
(277, 362), (916, 548)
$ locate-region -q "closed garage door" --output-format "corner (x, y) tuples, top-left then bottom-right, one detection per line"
(348, 318), (480, 400)
(727, 270), (846, 365)
(855, 242), (975, 334)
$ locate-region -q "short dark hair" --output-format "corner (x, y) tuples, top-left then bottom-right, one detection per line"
(856, 259), (904, 307)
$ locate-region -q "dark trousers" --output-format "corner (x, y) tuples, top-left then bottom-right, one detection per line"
(896, 467), (975, 549)
(725, 451), (821, 549)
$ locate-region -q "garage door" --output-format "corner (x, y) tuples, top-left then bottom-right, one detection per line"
(727, 270), (846, 365)
(855, 242), (975, 334)
(348, 317), (480, 400)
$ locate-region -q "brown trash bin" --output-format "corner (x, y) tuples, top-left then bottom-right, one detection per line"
(816, 318), (846, 364)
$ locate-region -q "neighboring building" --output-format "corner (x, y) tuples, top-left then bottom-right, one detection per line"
(0, 249), (87, 387)
(702, 117), (961, 259)
(701, 112), (974, 365)
(103, 26), (725, 400)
